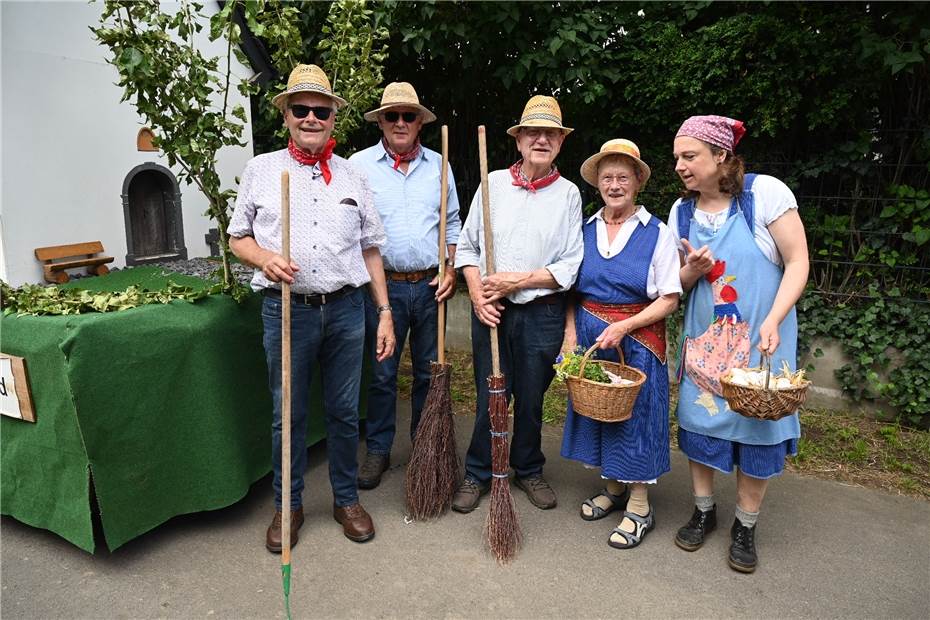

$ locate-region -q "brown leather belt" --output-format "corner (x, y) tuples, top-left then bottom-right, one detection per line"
(262, 285), (356, 306)
(384, 267), (438, 283)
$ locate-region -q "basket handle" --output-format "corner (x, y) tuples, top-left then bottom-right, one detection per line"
(762, 353), (772, 391)
(578, 341), (625, 378)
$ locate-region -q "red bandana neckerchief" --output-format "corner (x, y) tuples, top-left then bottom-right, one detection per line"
(288, 137), (337, 184)
(382, 137), (422, 170)
(509, 159), (560, 193)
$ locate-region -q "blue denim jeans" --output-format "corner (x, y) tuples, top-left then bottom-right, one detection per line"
(364, 279), (439, 455)
(465, 298), (566, 484)
(262, 288), (366, 509)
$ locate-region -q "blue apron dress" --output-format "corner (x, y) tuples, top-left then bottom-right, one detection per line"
(560, 215), (671, 483)
(675, 177), (800, 477)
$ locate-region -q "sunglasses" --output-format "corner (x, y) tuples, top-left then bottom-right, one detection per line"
(289, 104), (333, 120)
(383, 111), (419, 123)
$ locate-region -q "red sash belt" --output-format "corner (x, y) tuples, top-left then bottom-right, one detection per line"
(580, 300), (668, 364)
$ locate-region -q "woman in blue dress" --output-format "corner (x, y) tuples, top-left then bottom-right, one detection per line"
(668, 115), (809, 573)
(561, 140), (682, 549)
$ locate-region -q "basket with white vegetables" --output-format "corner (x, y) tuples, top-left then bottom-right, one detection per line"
(720, 355), (811, 421)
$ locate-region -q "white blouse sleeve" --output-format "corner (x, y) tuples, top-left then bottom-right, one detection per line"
(666, 198), (686, 254)
(647, 222), (684, 299)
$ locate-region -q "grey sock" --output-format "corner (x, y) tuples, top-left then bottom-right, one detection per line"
(695, 495), (715, 512)
(735, 505), (759, 528)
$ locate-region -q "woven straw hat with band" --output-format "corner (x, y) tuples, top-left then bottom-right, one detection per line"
(580, 139), (652, 189)
(506, 95), (573, 137)
(364, 82), (437, 124)
(271, 64), (347, 112)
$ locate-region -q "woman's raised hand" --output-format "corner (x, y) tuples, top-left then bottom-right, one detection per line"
(681, 239), (715, 275)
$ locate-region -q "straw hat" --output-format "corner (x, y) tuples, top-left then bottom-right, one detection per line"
(580, 139), (651, 188)
(506, 95), (573, 137)
(271, 64), (347, 112)
(363, 82), (436, 124)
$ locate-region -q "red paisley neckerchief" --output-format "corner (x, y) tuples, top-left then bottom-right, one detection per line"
(288, 137), (337, 184)
(509, 159), (560, 193)
(382, 137), (422, 170)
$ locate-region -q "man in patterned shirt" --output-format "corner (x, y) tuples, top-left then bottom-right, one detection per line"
(349, 82), (462, 490)
(228, 64), (395, 551)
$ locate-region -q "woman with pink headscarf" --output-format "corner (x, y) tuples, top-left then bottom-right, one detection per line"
(667, 115), (809, 573)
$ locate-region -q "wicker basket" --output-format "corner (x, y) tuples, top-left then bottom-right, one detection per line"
(720, 355), (810, 421)
(565, 343), (646, 423)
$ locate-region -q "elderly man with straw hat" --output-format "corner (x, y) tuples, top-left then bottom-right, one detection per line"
(348, 83), (461, 490)
(228, 64), (395, 551)
(452, 95), (584, 513)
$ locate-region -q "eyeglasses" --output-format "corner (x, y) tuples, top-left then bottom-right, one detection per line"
(289, 104), (333, 120)
(383, 111), (419, 123)
(599, 175), (635, 186)
(521, 127), (562, 140)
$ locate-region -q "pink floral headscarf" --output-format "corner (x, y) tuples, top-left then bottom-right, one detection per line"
(676, 115), (746, 152)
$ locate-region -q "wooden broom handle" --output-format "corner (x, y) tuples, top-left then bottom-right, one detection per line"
(478, 126), (501, 376)
(437, 125), (449, 364)
(280, 170), (292, 563)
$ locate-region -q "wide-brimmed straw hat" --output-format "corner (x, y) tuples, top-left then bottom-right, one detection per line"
(363, 82), (436, 124)
(271, 64), (347, 112)
(580, 139), (651, 188)
(506, 95), (573, 137)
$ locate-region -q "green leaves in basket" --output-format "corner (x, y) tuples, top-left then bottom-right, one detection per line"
(553, 348), (611, 384)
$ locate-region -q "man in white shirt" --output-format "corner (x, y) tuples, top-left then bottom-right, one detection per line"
(452, 95), (584, 513)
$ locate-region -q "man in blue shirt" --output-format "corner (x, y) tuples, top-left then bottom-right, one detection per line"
(349, 82), (462, 489)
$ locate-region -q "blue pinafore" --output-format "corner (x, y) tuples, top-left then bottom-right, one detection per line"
(676, 175), (801, 447)
(560, 214), (671, 482)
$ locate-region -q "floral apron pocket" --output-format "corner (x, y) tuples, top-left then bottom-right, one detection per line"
(684, 320), (751, 396)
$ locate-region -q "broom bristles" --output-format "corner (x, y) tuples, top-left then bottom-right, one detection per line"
(485, 373), (520, 563)
(486, 476), (521, 563)
(405, 362), (461, 520)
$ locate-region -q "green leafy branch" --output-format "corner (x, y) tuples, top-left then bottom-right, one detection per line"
(318, 0), (390, 146)
(92, 0), (293, 300)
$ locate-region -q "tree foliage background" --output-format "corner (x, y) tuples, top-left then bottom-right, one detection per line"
(245, 1), (928, 423)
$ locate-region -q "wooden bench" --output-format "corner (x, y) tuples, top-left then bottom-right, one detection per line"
(34, 241), (115, 284)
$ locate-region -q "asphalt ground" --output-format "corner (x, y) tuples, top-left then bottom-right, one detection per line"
(2, 401), (928, 619)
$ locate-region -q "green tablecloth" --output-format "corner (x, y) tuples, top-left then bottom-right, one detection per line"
(1, 268), (350, 552)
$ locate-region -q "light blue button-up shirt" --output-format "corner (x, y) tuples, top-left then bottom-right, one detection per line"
(349, 141), (462, 272)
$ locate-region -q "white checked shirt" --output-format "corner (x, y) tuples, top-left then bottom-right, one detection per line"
(228, 149), (386, 294)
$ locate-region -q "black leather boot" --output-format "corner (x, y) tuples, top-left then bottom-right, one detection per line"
(675, 504), (717, 551)
(728, 518), (758, 573)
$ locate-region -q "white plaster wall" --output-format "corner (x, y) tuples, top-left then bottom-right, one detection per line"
(1, 1), (254, 286)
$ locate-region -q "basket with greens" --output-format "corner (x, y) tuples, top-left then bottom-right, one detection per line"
(554, 344), (646, 423)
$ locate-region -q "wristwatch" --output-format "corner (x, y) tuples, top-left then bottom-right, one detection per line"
(376, 304), (392, 314)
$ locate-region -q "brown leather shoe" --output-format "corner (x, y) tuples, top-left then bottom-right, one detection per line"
(333, 503), (375, 542)
(357, 453), (390, 490)
(451, 478), (490, 514)
(515, 474), (558, 509)
(266, 507), (305, 553)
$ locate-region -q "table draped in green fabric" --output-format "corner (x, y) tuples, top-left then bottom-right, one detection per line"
(1, 268), (344, 552)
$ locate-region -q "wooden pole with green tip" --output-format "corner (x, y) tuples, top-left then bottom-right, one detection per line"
(280, 170), (293, 618)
